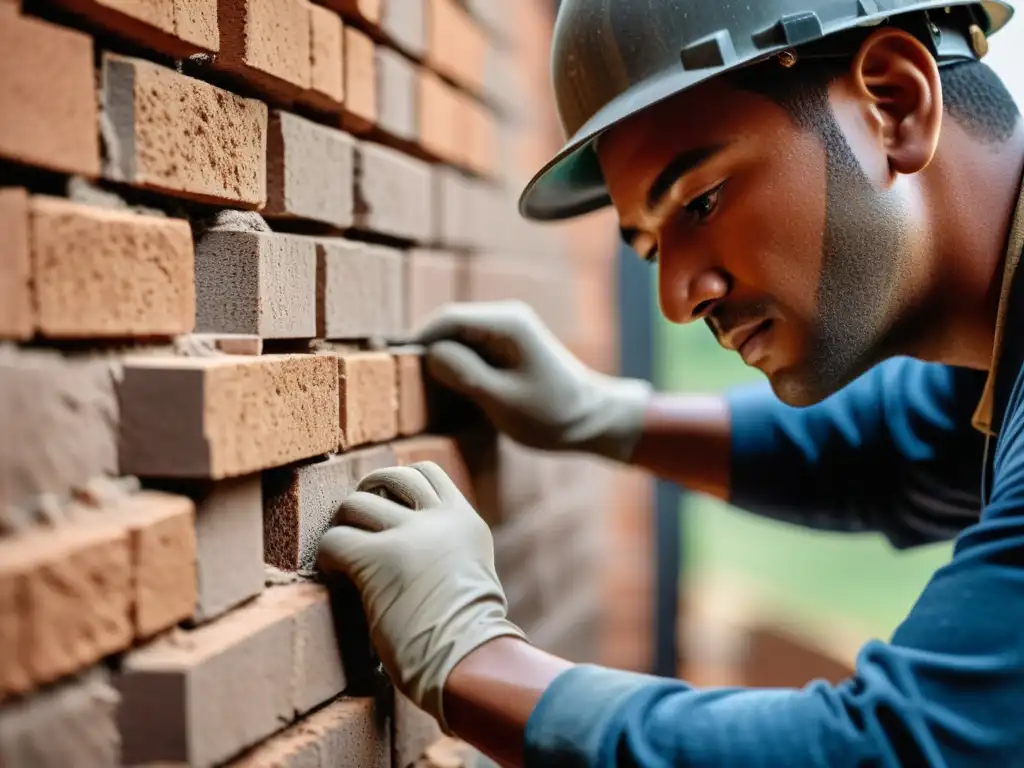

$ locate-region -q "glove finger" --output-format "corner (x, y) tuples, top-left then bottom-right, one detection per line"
(333, 491), (414, 531)
(408, 461), (464, 504)
(357, 466), (441, 510)
(425, 341), (514, 401)
(316, 525), (374, 574)
(413, 301), (526, 346)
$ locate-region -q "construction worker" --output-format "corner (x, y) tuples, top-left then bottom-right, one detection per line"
(318, 1), (1024, 765)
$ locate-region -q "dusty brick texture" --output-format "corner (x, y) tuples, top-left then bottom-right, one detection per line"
(338, 352), (399, 449)
(50, 0), (219, 56)
(305, 3), (345, 111)
(217, 0), (312, 98)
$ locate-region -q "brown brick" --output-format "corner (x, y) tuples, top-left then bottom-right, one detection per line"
(355, 142), (432, 241)
(50, 0), (219, 57)
(343, 26), (377, 132)
(0, 189), (32, 340)
(263, 445), (396, 570)
(328, 0), (380, 25)
(392, 436), (473, 503)
(0, 12), (99, 176)
(304, 3), (345, 111)
(395, 350), (428, 435)
(102, 54), (268, 208)
(382, 0), (425, 56)
(406, 249), (460, 330)
(394, 691), (442, 768)
(425, 0), (484, 92)
(30, 196), (194, 339)
(418, 69), (460, 164)
(118, 355), (339, 479)
(118, 583), (346, 767)
(377, 46), (417, 142)
(195, 229), (317, 339)
(230, 696), (390, 768)
(0, 348), (118, 522)
(317, 239), (404, 339)
(339, 353), (398, 449)
(0, 669), (120, 768)
(217, 0), (312, 98)
(267, 111), (356, 228)
(0, 522), (131, 696)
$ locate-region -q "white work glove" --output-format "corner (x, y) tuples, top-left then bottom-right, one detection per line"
(414, 301), (653, 462)
(316, 461), (526, 732)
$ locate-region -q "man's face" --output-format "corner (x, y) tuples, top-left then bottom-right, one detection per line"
(597, 70), (921, 406)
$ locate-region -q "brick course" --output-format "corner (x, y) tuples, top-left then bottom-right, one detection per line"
(50, 0), (219, 57)
(0, 188), (32, 340)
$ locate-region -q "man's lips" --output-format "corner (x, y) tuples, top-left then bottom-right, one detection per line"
(720, 319), (773, 364)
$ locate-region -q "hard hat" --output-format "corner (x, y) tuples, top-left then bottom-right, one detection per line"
(518, 0), (1015, 222)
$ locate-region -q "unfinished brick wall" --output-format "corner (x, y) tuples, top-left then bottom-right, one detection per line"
(0, 0), (647, 764)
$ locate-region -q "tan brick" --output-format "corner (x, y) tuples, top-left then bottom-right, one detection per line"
(0, 523), (131, 696)
(395, 350), (428, 435)
(394, 691), (442, 768)
(463, 96), (496, 177)
(377, 46), (417, 142)
(343, 26), (376, 133)
(418, 68), (460, 163)
(263, 445), (395, 570)
(50, 0), (219, 57)
(118, 583), (346, 767)
(328, 0), (380, 25)
(382, 0), (425, 56)
(0, 348), (118, 522)
(102, 54), (267, 208)
(317, 239), (404, 339)
(305, 3), (345, 111)
(406, 249), (460, 330)
(230, 696), (390, 768)
(0, 670), (120, 768)
(0, 12), (99, 176)
(195, 229), (317, 339)
(0, 189), (32, 340)
(339, 353), (398, 449)
(426, 0), (484, 92)
(355, 142), (432, 241)
(30, 196), (194, 339)
(267, 111), (356, 228)
(392, 435), (473, 503)
(218, 0), (312, 97)
(118, 354), (339, 479)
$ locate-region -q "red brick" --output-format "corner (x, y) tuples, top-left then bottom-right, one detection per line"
(394, 691), (442, 768)
(50, 0), (219, 57)
(406, 249), (460, 330)
(355, 142), (432, 241)
(382, 0), (425, 57)
(0, 12), (100, 177)
(30, 196), (195, 339)
(118, 355), (339, 479)
(377, 46), (417, 142)
(0, 670), (120, 768)
(343, 26), (377, 132)
(267, 111), (356, 228)
(425, 0), (485, 93)
(230, 696), (390, 768)
(304, 3), (345, 111)
(0, 522), (131, 696)
(392, 435), (473, 503)
(418, 68), (460, 163)
(317, 238), (404, 339)
(395, 350), (428, 435)
(0, 189), (32, 340)
(0, 348), (118, 522)
(102, 54), (268, 208)
(118, 583), (346, 767)
(195, 229), (317, 339)
(339, 352), (398, 449)
(217, 0), (312, 98)
(263, 445), (395, 570)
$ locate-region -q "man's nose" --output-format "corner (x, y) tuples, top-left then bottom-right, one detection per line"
(659, 262), (730, 324)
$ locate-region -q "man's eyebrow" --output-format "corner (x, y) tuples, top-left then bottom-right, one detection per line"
(646, 144), (727, 212)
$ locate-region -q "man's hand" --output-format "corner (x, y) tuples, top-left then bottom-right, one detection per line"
(414, 301), (652, 462)
(316, 461), (526, 732)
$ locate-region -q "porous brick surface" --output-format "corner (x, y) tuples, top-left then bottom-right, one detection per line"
(338, 352), (399, 449)
(50, 0), (219, 56)
(217, 0), (312, 97)
(305, 3), (345, 111)
(317, 239), (404, 339)
(0, 188), (32, 340)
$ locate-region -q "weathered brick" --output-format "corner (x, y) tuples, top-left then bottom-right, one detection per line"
(118, 583), (346, 767)
(395, 350), (428, 436)
(426, 0), (485, 92)
(267, 111), (355, 228)
(377, 47), (417, 142)
(50, 0), (218, 57)
(0, 12), (100, 176)
(418, 69), (460, 163)
(30, 196), (195, 339)
(230, 696), (389, 768)
(339, 353), (398, 449)
(406, 249), (460, 330)
(382, 0), (425, 56)
(264, 445), (395, 570)
(217, 0), (312, 97)
(0, 522), (131, 696)
(0, 348), (118, 522)
(102, 54), (268, 208)
(0, 189), (32, 340)
(317, 239), (404, 339)
(118, 355), (339, 479)
(0, 669), (120, 768)
(355, 142), (432, 241)
(343, 26), (377, 132)
(304, 3), (345, 111)
(392, 435), (473, 503)
(195, 229), (317, 339)
(394, 691), (441, 768)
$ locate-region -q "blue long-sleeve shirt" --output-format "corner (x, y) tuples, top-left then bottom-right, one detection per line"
(523, 188), (1024, 765)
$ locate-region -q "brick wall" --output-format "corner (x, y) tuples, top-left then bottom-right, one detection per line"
(0, 0), (649, 764)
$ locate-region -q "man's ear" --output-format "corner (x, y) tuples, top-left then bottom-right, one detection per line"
(850, 27), (943, 175)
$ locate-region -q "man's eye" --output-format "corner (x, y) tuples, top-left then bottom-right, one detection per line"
(685, 182), (726, 224)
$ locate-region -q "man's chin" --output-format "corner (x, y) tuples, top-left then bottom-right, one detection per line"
(767, 366), (843, 408)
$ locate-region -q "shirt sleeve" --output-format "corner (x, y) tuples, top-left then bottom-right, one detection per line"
(726, 357), (987, 548)
(523, 363), (1024, 768)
